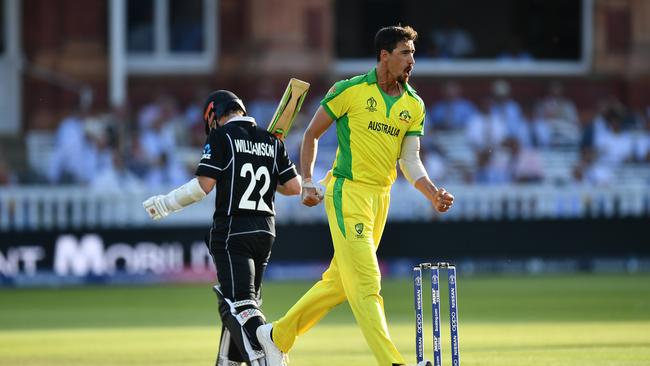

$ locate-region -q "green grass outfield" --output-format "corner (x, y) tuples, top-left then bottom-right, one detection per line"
(1, 274), (649, 366)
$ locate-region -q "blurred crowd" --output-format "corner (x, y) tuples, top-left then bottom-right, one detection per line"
(1, 91), (208, 190)
(1, 79), (649, 189)
(417, 80), (650, 187)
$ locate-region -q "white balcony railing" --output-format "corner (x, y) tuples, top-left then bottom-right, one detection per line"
(0, 183), (649, 231)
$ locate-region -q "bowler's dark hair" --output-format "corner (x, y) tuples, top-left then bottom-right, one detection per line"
(374, 25), (418, 61)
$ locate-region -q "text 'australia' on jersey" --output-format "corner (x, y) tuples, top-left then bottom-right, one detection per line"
(195, 116), (297, 217)
(321, 68), (426, 187)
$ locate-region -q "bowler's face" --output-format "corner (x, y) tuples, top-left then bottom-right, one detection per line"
(388, 40), (415, 84)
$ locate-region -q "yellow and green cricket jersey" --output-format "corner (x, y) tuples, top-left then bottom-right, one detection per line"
(321, 68), (426, 188)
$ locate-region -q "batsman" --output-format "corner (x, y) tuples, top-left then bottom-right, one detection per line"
(142, 86), (306, 366)
(256, 25), (455, 366)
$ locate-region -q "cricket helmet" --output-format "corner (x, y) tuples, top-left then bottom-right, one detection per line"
(203, 90), (247, 135)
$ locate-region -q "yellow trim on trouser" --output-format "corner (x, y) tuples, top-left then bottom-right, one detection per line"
(273, 178), (405, 366)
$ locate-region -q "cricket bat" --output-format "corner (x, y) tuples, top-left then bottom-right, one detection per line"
(267, 78), (310, 139)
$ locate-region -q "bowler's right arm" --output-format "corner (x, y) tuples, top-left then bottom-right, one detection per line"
(300, 106), (333, 206)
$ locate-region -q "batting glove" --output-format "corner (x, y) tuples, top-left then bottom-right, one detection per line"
(143, 195), (171, 220)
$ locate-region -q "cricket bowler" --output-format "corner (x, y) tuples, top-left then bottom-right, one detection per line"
(256, 26), (455, 366)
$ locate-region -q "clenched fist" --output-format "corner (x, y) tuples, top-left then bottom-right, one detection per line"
(301, 180), (324, 207)
(432, 188), (454, 213)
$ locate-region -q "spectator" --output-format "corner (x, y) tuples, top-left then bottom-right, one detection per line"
(138, 95), (182, 166)
(47, 112), (86, 183)
(48, 113), (111, 184)
(490, 80), (525, 140)
(473, 149), (511, 185)
(595, 107), (634, 167)
(466, 98), (507, 152)
(428, 81), (477, 130)
(536, 82), (580, 145)
(138, 94), (186, 147)
(144, 151), (191, 188)
(634, 114), (650, 162)
(91, 151), (143, 192)
(126, 129), (151, 179)
(520, 102), (552, 149)
(589, 97), (628, 149)
(83, 117), (114, 180)
(504, 137), (544, 183)
(579, 113), (605, 151)
(573, 147), (614, 186)
(101, 102), (133, 156)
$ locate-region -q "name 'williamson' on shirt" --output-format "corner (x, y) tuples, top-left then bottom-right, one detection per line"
(234, 139), (275, 158)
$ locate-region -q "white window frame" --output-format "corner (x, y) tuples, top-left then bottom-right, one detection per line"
(121, 0), (218, 75)
(0, 0), (5, 55)
(0, 0), (21, 135)
(335, 0), (594, 76)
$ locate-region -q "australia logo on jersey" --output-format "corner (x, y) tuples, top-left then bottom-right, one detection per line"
(365, 97), (378, 112)
(201, 144), (211, 160)
(399, 110), (412, 123)
(354, 223), (364, 238)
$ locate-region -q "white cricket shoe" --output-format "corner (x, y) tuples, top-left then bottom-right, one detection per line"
(256, 323), (288, 366)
